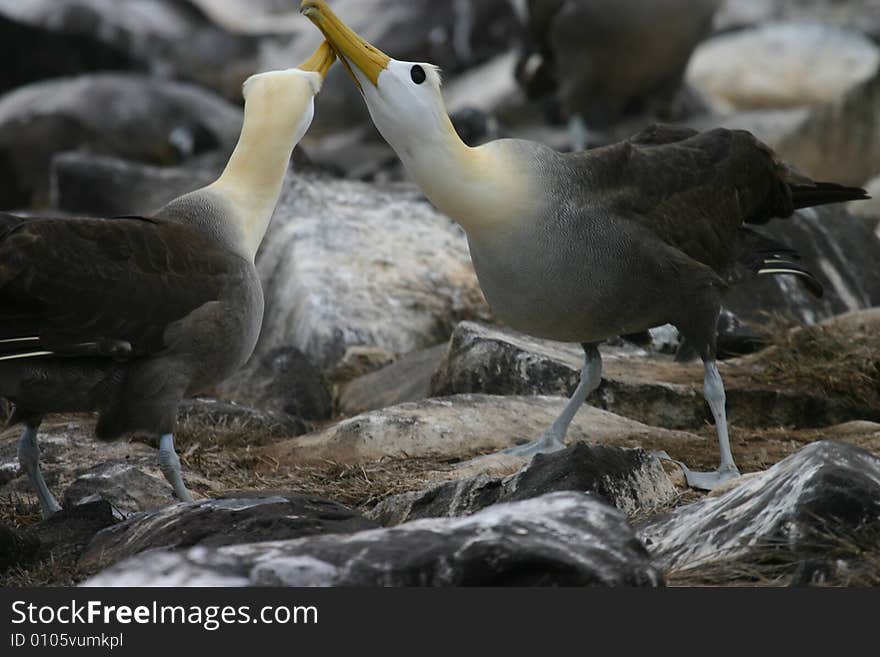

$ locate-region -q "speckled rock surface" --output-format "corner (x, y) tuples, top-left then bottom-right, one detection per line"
(368, 442), (676, 525)
(82, 492), (663, 587)
(262, 394), (702, 467)
(640, 441), (880, 575)
(255, 175), (491, 372)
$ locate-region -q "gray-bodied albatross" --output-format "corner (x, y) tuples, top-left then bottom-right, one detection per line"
(0, 43), (336, 516)
(515, 0), (720, 148)
(302, 1), (869, 489)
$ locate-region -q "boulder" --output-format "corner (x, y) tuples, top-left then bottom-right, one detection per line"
(62, 462), (176, 517)
(368, 442), (676, 525)
(215, 346), (333, 422)
(687, 22), (879, 112)
(0, 74), (242, 208)
(79, 493), (377, 573)
(338, 344), (448, 416)
(640, 441), (880, 585)
(262, 393), (703, 467)
(429, 322), (874, 431)
(254, 175), (491, 372)
(83, 492), (663, 587)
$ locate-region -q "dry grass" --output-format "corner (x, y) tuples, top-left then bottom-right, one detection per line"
(752, 316), (880, 410)
(667, 522), (880, 587)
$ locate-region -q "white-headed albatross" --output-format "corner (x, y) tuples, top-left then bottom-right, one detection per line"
(0, 43), (336, 516)
(302, 1), (870, 490)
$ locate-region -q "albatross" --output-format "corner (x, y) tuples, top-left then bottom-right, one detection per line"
(515, 0), (720, 148)
(301, 0), (870, 489)
(0, 43), (336, 516)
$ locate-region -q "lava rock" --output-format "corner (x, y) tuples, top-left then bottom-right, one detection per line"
(262, 393), (702, 466)
(34, 499), (119, 565)
(83, 492), (663, 587)
(338, 344), (448, 416)
(79, 493), (377, 573)
(62, 462), (175, 517)
(640, 441), (880, 580)
(368, 442), (676, 525)
(0, 73), (242, 208)
(216, 346), (333, 422)
(253, 174), (491, 372)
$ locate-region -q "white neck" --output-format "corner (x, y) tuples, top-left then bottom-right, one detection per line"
(208, 97), (314, 260)
(385, 119), (539, 238)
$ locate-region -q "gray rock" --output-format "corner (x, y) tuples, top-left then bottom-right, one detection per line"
(79, 493), (377, 573)
(62, 461), (175, 517)
(368, 442), (676, 525)
(254, 175), (491, 372)
(83, 492), (663, 587)
(338, 344), (449, 416)
(0, 73), (242, 208)
(687, 22), (879, 112)
(429, 322), (872, 431)
(216, 346), (333, 422)
(263, 393), (702, 467)
(640, 441), (880, 582)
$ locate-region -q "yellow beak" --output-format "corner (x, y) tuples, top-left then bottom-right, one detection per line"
(300, 0), (391, 89)
(297, 40), (337, 79)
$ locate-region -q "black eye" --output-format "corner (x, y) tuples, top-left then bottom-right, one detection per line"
(411, 65), (427, 85)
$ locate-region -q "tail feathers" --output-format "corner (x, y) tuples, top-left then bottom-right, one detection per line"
(790, 181), (869, 210)
(0, 337), (132, 362)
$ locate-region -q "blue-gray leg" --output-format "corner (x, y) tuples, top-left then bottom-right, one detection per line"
(158, 434), (193, 503)
(18, 424), (61, 518)
(672, 361), (741, 490)
(504, 344), (602, 457)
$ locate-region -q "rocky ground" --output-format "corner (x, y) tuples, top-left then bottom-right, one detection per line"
(1, 0), (879, 587)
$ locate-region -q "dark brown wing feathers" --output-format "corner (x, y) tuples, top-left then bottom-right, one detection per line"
(0, 213), (241, 360)
(581, 125), (867, 293)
